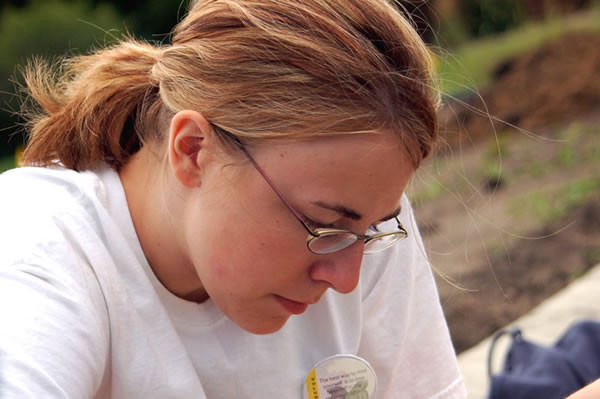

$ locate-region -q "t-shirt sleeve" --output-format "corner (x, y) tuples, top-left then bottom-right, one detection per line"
(0, 258), (110, 398)
(0, 169), (110, 398)
(357, 195), (467, 398)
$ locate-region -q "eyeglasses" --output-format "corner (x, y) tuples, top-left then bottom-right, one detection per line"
(234, 140), (408, 255)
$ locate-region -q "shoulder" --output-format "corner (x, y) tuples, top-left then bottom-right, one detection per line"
(0, 165), (115, 224)
(0, 165), (110, 212)
(0, 167), (115, 397)
(0, 165), (119, 270)
(0, 163), (119, 280)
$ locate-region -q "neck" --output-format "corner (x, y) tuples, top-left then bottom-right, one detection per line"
(118, 146), (208, 303)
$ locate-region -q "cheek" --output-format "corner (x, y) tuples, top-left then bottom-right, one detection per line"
(200, 224), (309, 296)
(191, 223), (244, 277)
(183, 186), (312, 290)
(186, 213), (272, 282)
(214, 206), (305, 264)
(206, 251), (233, 280)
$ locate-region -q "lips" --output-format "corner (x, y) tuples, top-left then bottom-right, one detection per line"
(275, 295), (310, 315)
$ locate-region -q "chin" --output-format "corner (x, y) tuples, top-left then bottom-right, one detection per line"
(237, 315), (291, 335)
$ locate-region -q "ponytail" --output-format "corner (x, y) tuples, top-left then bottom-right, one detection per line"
(21, 40), (164, 171)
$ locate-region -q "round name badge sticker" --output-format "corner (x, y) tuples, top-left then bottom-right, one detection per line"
(304, 354), (377, 399)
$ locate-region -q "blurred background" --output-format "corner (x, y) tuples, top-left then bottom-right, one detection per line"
(0, 0), (599, 353)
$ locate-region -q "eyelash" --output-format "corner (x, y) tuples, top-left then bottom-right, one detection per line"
(302, 216), (335, 230)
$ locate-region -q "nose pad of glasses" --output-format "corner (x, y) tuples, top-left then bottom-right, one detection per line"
(307, 232), (357, 254)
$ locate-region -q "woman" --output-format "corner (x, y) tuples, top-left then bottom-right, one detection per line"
(0, 0), (467, 397)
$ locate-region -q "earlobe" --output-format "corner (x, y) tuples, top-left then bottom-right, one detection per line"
(168, 110), (214, 188)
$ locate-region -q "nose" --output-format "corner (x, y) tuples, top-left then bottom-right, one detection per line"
(308, 242), (365, 294)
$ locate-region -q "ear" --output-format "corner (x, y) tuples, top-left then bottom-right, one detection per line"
(168, 110), (217, 188)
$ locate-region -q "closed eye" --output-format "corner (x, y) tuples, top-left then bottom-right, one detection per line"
(305, 215), (383, 234)
(301, 215), (336, 230)
(303, 215), (386, 235)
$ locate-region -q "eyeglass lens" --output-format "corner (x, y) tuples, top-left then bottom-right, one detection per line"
(308, 231), (406, 255)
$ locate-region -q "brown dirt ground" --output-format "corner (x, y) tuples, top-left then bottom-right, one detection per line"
(414, 31), (600, 353)
(438, 31), (600, 150)
(437, 194), (600, 353)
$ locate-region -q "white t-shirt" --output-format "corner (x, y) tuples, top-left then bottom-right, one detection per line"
(0, 165), (466, 398)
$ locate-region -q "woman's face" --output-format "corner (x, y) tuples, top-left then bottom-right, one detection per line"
(180, 133), (414, 334)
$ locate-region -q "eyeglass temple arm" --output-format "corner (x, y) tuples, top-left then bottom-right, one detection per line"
(230, 135), (406, 241)
(235, 142), (319, 237)
(395, 217), (408, 235)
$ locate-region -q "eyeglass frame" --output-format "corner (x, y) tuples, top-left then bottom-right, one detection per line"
(225, 132), (409, 255)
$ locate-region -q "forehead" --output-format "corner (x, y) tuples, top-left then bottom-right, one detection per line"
(252, 133), (414, 220)
(257, 133), (406, 166)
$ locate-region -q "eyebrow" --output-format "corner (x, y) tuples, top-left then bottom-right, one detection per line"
(312, 201), (402, 223)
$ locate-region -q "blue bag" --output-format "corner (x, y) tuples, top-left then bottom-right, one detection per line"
(487, 320), (600, 399)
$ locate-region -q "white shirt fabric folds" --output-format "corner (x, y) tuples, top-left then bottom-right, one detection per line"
(0, 165), (467, 398)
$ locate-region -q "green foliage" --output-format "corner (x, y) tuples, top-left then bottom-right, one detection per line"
(409, 180), (444, 207)
(591, 141), (600, 162)
(0, 154), (16, 173)
(435, 15), (470, 49)
(459, 0), (527, 38)
(581, 125), (600, 162)
(0, 0), (125, 156)
(585, 244), (600, 267)
(481, 133), (510, 180)
(117, 0), (190, 41)
(554, 121), (600, 166)
(557, 145), (576, 167)
(0, 0), (123, 72)
(510, 177), (600, 222)
(437, 9), (600, 95)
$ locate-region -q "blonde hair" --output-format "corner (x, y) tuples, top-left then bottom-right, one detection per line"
(21, 0), (439, 171)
